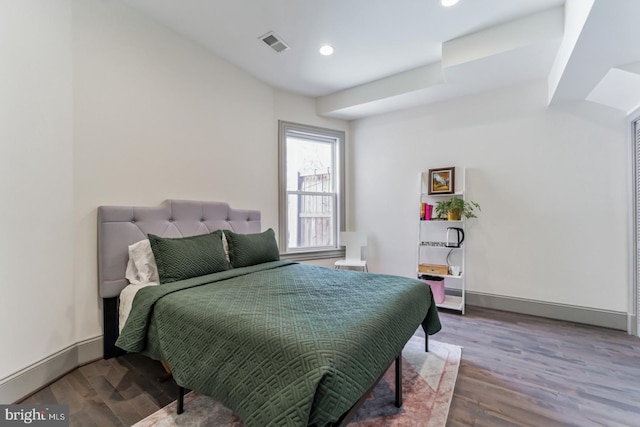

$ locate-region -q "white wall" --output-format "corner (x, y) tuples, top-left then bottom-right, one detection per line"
(350, 81), (629, 312)
(274, 90), (348, 133)
(0, 1), (74, 380)
(73, 0), (348, 342)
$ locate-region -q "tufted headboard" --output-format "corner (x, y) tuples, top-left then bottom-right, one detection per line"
(98, 200), (262, 359)
(97, 199), (261, 299)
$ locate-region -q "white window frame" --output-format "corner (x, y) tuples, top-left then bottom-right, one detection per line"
(278, 121), (345, 260)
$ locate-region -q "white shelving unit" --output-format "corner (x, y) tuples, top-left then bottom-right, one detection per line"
(418, 168), (466, 314)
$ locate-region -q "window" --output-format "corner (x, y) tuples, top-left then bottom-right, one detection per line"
(279, 121), (345, 259)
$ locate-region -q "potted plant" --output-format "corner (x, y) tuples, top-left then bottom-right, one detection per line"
(434, 198), (481, 221)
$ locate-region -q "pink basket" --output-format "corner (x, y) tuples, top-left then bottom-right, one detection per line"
(423, 280), (445, 304)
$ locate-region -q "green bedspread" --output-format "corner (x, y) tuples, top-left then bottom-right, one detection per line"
(116, 261), (441, 426)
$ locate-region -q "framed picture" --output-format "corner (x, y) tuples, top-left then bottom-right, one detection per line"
(428, 167), (455, 195)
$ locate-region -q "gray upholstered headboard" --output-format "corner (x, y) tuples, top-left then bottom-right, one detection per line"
(97, 200), (261, 299)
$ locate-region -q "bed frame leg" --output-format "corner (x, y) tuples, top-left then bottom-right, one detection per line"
(425, 332), (429, 353)
(395, 353), (402, 408)
(177, 386), (185, 414)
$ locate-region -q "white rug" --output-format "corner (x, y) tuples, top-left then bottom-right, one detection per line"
(133, 337), (461, 427)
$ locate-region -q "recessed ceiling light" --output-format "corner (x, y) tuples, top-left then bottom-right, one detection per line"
(319, 45), (334, 56)
(441, 0), (459, 6)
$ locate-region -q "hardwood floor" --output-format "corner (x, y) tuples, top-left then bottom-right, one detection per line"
(418, 306), (640, 427)
(21, 306), (640, 426)
(22, 351), (176, 426)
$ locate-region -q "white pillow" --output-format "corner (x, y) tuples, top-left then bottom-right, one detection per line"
(221, 230), (231, 264)
(125, 239), (159, 285)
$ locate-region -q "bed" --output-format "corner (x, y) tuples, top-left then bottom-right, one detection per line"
(98, 200), (441, 427)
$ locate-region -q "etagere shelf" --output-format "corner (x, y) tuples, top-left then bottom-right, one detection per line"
(418, 168), (466, 314)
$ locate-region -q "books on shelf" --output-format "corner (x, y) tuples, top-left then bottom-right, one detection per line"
(420, 203), (433, 220)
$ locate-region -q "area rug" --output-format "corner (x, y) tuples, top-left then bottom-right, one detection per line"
(132, 337), (461, 427)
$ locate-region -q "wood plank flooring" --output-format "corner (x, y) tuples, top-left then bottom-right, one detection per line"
(21, 306), (640, 426)
(416, 307), (640, 426)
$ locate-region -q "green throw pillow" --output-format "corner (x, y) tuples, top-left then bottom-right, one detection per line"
(224, 228), (280, 268)
(148, 230), (229, 284)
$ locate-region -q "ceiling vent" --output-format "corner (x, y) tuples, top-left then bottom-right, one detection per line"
(260, 31), (290, 53)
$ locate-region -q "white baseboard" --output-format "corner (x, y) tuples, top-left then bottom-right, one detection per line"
(76, 336), (103, 366)
(0, 336), (103, 404)
(466, 291), (628, 331)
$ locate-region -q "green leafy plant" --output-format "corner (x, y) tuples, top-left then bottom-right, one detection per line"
(434, 198), (481, 220)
